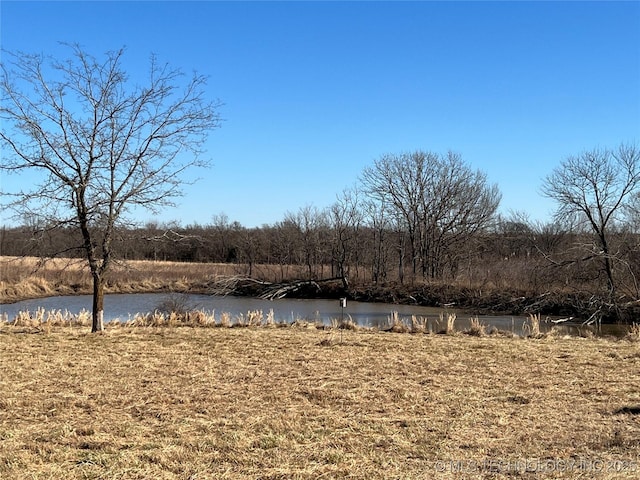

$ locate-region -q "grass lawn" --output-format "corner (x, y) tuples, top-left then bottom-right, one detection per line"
(0, 325), (639, 479)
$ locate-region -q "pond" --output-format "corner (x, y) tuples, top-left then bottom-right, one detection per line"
(0, 293), (631, 337)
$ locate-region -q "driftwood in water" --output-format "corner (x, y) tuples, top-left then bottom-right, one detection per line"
(208, 275), (347, 299)
(259, 280), (321, 300)
(208, 276), (271, 296)
(259, 276), (347, 300)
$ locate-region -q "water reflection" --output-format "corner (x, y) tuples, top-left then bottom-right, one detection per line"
(0, 292), (631, 337)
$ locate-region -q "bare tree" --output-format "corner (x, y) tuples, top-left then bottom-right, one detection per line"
(283, 205), (327, 279)
(362, 195), (392, 283)
(361, 150), (501, 280)
(1, 45), (222, 331)
(361, 152), (424, 277)
(327, 187), (363, 290)
(542, 144), (640, 316)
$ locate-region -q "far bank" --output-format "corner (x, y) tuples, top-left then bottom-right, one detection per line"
(1, 256), (637, 323)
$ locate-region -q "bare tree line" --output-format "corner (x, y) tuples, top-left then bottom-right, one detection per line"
(3, 148), (640, 323)
(4, 144), (640, 323)
(1, 45), (639, 327)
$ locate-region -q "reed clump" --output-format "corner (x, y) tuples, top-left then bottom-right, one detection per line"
(386, 311), (409, 333)
(442, 312), (457, 335)
(9, 307), (92, 328)
(125, 309), (217, 328)
(2, 308), (297, 330)
(626, 323), (640, 342)
(410, 314), (428, 334)
(525, 313), (542, 338)
(465, 316), (487, 337)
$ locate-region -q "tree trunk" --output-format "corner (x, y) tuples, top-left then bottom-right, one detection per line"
(92, 274), (105, 332)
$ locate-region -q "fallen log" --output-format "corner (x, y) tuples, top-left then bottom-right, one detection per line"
(208, 275), (347, 299)
(259, 280), (321, 300)
(259, 276), (346, 300)
(208, 276), (271, 296)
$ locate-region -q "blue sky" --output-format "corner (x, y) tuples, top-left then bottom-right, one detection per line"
(2, 1), (639, 228)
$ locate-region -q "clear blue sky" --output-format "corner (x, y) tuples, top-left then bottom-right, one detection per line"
(2, 1), (639, 228)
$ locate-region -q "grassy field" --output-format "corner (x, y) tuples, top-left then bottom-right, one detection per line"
(0, 256), (321, 304)
(1, 324), (639, 479)
(0, 256), (231, 303)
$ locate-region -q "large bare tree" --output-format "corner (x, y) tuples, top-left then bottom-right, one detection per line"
(1, 45), (222, 331)
(361, 151), (501, 280)
(542, 144), (640, 316)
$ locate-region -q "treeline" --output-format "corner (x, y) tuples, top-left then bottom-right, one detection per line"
(3, 200), (640, 309)
(2, 208), (639, 302)
(3, 149), (640, 322)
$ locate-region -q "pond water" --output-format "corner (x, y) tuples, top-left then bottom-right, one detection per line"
(0, 293), (631, 337)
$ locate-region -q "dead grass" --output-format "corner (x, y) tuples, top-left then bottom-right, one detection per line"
(466, 316), (487, 337)
(0, 256), (338, 304)
(445, 312), (457, 335)
(0, 325), (638, 479)
(0, 256), (260, 303)
(626, 323), (640, 342)
(525, 313), (542, 338)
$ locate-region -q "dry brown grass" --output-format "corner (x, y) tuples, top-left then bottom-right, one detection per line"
(0, 325), (639, 479)
(0, 256), (334, 304)
(627, 323), (640, 342)
(0, 256), (262, 303)
(466, 316), (487, 337)
(525, 313), (542, 338)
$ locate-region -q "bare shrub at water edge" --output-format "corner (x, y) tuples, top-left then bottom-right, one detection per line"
(155, 293), (195, 315)
(466, 316), (486, 337)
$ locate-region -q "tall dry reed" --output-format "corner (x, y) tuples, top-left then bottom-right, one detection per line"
(466, 316), (486, 337)
(526, 313), (542, 338)
(445, 312), (457, 335)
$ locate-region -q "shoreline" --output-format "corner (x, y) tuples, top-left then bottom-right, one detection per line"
(2, 256), (637, 324)
(2, 277), (637, 325)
